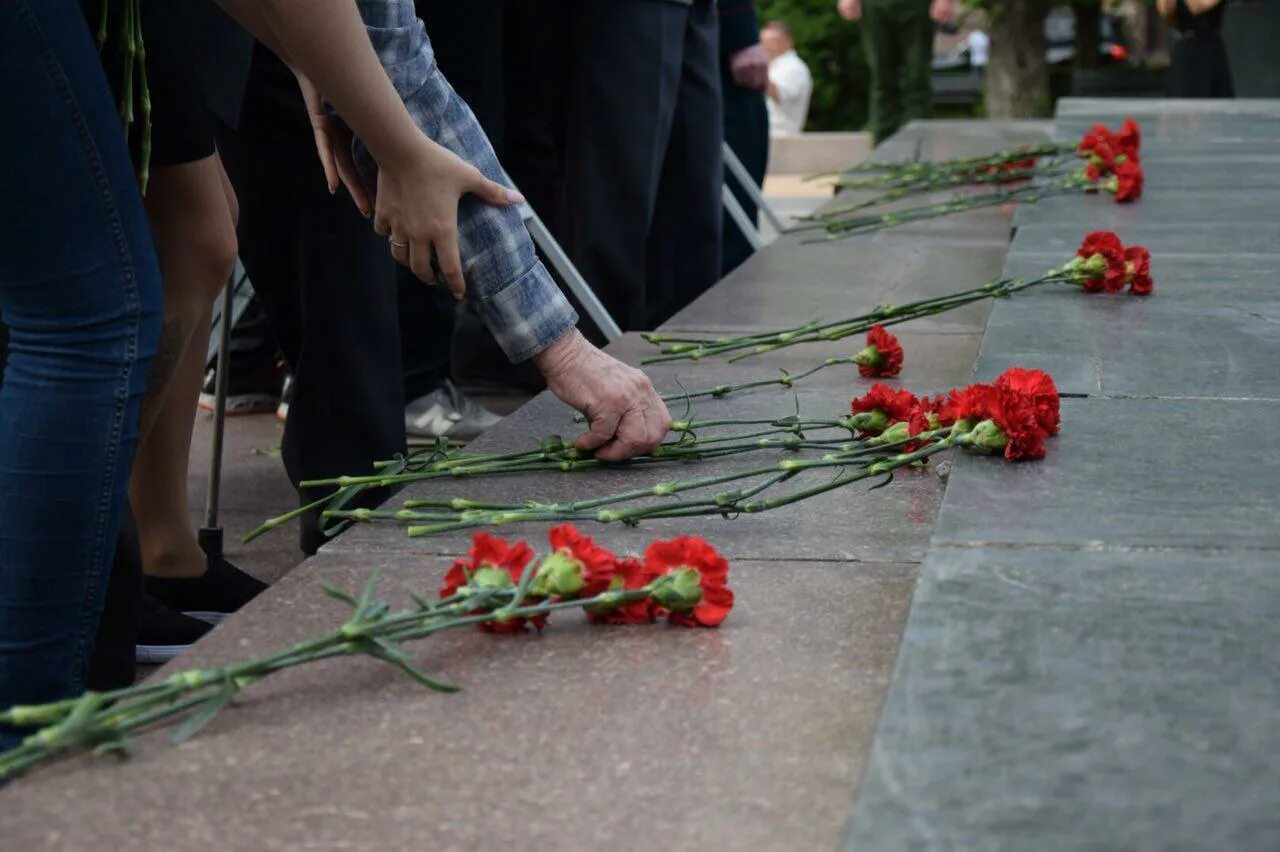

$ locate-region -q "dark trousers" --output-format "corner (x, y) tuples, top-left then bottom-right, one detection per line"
(216, 48), (406, 554)
(507, 0), (724, 336)
(721, 81), (769, 276)
(863, 0), (934, 143)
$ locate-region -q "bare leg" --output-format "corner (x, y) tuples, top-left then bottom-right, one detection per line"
(131, 155), (238, 579)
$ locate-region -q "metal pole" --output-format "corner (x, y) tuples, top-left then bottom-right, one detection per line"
(722, 141), (786, 234)
(722, 185), (764, 251)
(199, 274), (236, 559)
(523, 207), (623, 342)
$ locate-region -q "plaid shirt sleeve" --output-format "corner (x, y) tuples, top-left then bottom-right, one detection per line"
(351, 0), (578, 363)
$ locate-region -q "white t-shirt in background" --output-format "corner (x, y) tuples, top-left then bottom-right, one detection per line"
(767, 49), (813, 136)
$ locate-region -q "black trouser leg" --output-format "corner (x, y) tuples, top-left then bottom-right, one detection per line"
(216, 50), (407, 554)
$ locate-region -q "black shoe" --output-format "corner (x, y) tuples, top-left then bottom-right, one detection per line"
(144, 556), (268, 625)
(136, 594), (212, 665)
(198, 360), (286, 416)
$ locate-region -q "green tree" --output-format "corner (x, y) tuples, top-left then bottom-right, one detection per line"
(758, 0), (871, 131)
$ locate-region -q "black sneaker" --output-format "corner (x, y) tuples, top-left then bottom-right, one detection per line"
(136, 594), (212, 665)
(144, 556), (269, 625)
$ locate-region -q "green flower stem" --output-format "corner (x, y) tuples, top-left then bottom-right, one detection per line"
(808, 142), (1069, 183)
(0, 578), (671, 782)
(645, 270), (1078, 366)
(816, 160), (1074, 218)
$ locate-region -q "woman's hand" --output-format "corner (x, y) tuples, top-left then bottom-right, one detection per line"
(372, 137), (524, 297)
(296, 72), (373, 217)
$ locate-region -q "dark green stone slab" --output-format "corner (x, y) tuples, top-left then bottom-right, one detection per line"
(933, 398), (1280, 550)
(846, 545), (1280, 852)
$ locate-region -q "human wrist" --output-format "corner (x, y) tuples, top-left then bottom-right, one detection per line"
(532, 327), (589, 379)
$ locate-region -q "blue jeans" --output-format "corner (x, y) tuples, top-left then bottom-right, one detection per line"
(0, 0), (161, 750)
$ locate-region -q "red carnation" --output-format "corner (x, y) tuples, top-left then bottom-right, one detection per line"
(903, 406), (936, 453)
(854, 324), (904, 378)
(586, 558), (659, 626)
(851, 383), (918, 434)
(440, 532), (543, 633)
(1076, 231), (1127, 293)
(993, 367), (1061, 436)
(988, 386), (1048, 461)
(545, 521), (614, 593)
(938, 383), (994, 426)
(1114, 118), (1141, 159)
(1077, 124), (1114, 159)
(644, 536), (734, 628)
(1112, 159), (1144, 203)
(1124, 245), (1154, 295)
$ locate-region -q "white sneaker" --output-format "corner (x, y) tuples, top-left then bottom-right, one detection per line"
(405, 381), (503, 443)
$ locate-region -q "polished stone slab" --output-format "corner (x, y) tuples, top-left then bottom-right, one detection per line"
(0, 553), (918, 852)
(1008, 222), (1280, 257)
(846, 545), (1280, 852)
(1014, 188), (1280, 228)
(933, 397), (1280, 550)
(1055, 96), (1280, 119)
(972, 252), (1280, 397)
(664, 234), (1007, 335)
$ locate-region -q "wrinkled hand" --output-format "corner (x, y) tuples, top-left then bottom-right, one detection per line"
(837, 0), (862, 22)
(373, 137), (524, 297)
(297, 72), (373, 217)
(729, 43), (771, 91)
(929, 0), (955, 24)
(534, 329), (672, 463)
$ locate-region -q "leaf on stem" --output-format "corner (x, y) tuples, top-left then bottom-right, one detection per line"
(367, 638), (459, 693)
(171, 679), (239, 744)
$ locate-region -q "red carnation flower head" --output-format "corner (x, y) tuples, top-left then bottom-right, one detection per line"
(902, 405), (939, 453)
(850, 383), (918, 435)
(853, 324), (904, 378)
(533, 524), (619, 600)
(1124, 245), (1154, 295)
(644, 536), (734, 628)
(441, 532), (543, 632)
(585, 557), (660, 625)
(993, 367), (1061, 436)
(1077, 124), (1115, 159)
(1115, 117), (1141, 159)
(986, 387), (1048, 461)
(1108, 159), (1144, 203)
(939, 383), (994, 427)
(1074, 231), (1127, 292)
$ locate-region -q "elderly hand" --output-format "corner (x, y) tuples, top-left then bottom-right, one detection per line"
(837, 0), (862, 22)
(729, 43), (771, 91)
(534, 329), (672, 463)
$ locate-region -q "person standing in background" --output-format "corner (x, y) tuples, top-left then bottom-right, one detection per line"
(720, 1), (771, 275)
(761, 20), (813, 137)
(1157, 0), (1234, 98)
(837, 0), (954, 144)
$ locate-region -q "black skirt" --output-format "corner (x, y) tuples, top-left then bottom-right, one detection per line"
(1167, 30), (1236, 98)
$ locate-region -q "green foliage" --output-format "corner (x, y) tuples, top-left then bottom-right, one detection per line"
(757, 0), (870, 131)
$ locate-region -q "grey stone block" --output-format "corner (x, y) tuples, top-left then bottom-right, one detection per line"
(846, 545), (1280, 852)
(933, 397), (1280, 550)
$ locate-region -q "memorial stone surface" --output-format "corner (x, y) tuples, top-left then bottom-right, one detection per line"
(846, 99), (1280, 851)
(6, 101), (1276, 850)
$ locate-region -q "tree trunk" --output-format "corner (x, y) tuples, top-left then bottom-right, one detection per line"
(984, 0), (1053, 118)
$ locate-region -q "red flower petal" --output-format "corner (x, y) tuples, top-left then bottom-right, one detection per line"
(644, 536), (734, 628)
(851, 383), (918, 429)
(993, 367), (1061, 436)
(1124, 246), (1154, 295)
(858, 324), (904, 378)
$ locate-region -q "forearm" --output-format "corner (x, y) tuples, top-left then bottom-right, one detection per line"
(351, 0), (577, 362)
(215, 0), (422, 169)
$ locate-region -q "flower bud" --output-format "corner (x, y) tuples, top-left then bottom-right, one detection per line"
(648, 568), (704, 613)
(966, 418), (1008, 453)
(852, 343), (885, 369)
(530, 550), (586, 598)
(470, 566), (515, 591)
(1077, 252), (1110, 278)
(868, 420), (911, 445)
(847, 409), (890, 433)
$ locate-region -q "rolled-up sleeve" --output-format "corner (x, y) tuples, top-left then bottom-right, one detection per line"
(351, 0), (577, 363)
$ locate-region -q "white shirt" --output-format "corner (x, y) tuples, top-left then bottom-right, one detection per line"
(966, 30), (990, 68)
(767, 49), (812, 137)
